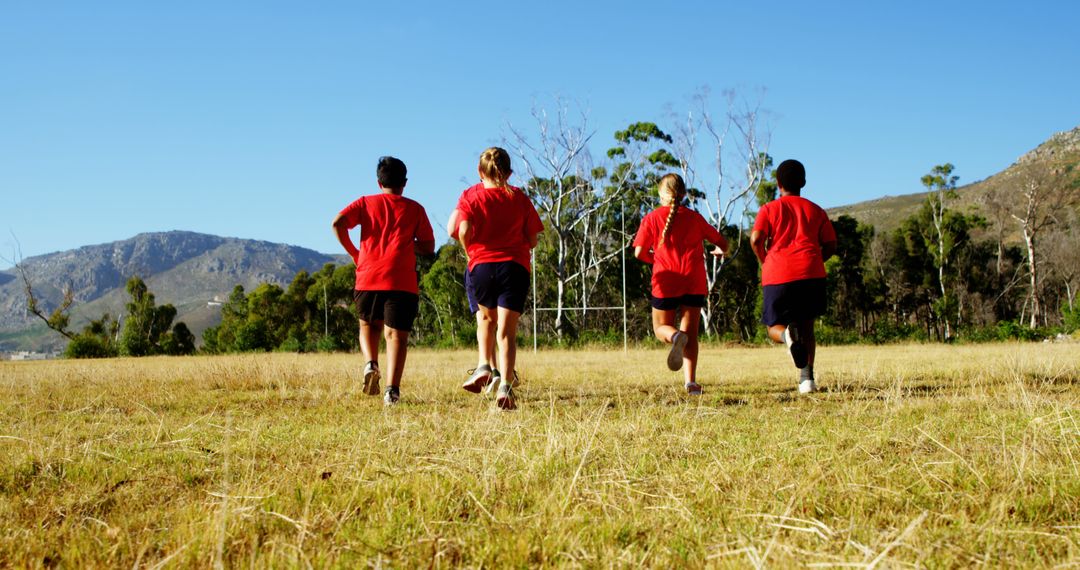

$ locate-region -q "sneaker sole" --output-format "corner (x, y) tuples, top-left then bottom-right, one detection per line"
(667, 333), (688, 371)
(462, 372), (491, 394)
(686, 383), (703, 396)
(363, 370), (381, 396)
(799, 380), (817, 394)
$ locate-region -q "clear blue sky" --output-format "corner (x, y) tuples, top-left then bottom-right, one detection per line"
(3, 0), (1078, 263)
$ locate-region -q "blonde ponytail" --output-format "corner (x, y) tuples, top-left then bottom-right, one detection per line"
(657, 173), (687, 247)
(479, 147), (514, 196)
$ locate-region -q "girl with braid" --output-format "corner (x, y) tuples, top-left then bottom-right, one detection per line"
(633, 173), (728, 394)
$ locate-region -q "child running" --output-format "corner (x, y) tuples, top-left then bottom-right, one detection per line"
(633, 173), (728, 395)
(447, 207), (499, 394)
(455, 147), (544, 410)
(333, 156), (435, 405)
(749, 159), (837, 394)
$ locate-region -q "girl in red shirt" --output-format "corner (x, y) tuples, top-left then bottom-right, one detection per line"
(633, 173), (728, 394)
(455, 147), (544, 410)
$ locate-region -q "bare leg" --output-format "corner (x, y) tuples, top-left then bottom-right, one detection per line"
(679, 307), (702, 385)
(802, 319), (816, 368)
(651, 308), (679, 343)
(767, 324), (786, 344)
(475, 310), (496, 368)
(495, 307), (522, 384)
(359, 319), (383, 365)
(383, 326), (409, 388)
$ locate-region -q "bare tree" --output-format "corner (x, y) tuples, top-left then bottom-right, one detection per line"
(1011, 169), (1077, 327)
(505, 100), (605, 338)
(1, 238), (76, 340)
(669, 88), (772, 336)
(1042, 213), (1080, 316)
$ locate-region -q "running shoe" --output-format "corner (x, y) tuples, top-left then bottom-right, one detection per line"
(798, 379), (817, 394)
(685, 381), (703, 395)
(384, 385), (400, 405)
(496, 381), (516, 411)
(667, 331), (688, 371)
(462, 364), (492, 393)
(784, 323), (809, 369)
(363, 361), (381, 396)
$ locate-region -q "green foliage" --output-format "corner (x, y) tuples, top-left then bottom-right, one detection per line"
(118, 276), (182, 357)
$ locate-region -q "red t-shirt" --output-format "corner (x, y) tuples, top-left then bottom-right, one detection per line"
(633, 206), (727, 298)
(456, 183), (544, 271)
(337, 193), (434, 294)
(752, 195), (837, 286)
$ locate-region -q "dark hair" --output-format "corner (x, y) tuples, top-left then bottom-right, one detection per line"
(377, 156), (407, 189)
(776, 159), (806, 192)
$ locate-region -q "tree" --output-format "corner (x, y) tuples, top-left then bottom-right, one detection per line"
(119, 276), (181, 356)
(668, 88), (772, 338)
(920, 164), (960, 340)
(506, 99), (675, 341)
(1008, 168), (1077, 327)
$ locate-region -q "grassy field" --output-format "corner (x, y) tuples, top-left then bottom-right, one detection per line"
(1, 343), (1078, 568)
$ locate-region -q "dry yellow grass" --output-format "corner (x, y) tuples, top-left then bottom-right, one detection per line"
(1, 343), (1078, 568)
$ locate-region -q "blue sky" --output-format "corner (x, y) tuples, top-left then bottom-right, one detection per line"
(2, 0), (1078, 263)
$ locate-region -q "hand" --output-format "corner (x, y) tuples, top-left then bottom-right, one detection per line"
(709, 246), (726, 259)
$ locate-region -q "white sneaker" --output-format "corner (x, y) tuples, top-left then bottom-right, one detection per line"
(496, 382), (516, 410)
(462, 364), (492, 394)
(667, 331), (688, 371)
(362, 361), (381, 396)
(799, 379), (817, 394)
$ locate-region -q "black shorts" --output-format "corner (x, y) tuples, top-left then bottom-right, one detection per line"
(761, 278), (826, 326)
(353, 290), (420, 332)
(468, 261), (530, 314)
(650, 294), (706, 311)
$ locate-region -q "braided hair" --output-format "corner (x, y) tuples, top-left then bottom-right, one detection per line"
(657, 173), (687, 247)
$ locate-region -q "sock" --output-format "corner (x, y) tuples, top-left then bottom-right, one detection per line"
(799, 365), (814, 381)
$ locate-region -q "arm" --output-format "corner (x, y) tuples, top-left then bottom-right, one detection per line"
(749, 229), (767, 265)
(446, 209), (461, 241)
(332, 213), (360, 260)
(526, 231), (539, 249)
(458, 219), (473, 252)
(634, 245), (654, 264)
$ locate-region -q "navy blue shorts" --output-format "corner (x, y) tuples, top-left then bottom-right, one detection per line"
(468, 261), (530, 314)
(761, 278), (826, 326)
(650, 294), (706, 311)
(354, 290), (420, 332)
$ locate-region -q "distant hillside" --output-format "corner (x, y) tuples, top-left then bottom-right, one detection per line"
(829, 126), (1080, 235)
(0, 231), (345, 351)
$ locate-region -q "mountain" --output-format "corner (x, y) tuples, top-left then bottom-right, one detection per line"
(0, 231), (344, 351)
(828, 126), (1080, 235)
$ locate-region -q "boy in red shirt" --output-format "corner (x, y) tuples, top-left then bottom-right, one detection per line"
(633, 173), (728, 394)
(455, 147), (544, 410)
(333, 156), (435, 405)
(750, 159), (837, 394)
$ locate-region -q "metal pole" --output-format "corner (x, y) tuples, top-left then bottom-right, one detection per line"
(323, 283), (329, 337)
(622, 201), (628, 353)
(532, 249), (538, 353)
